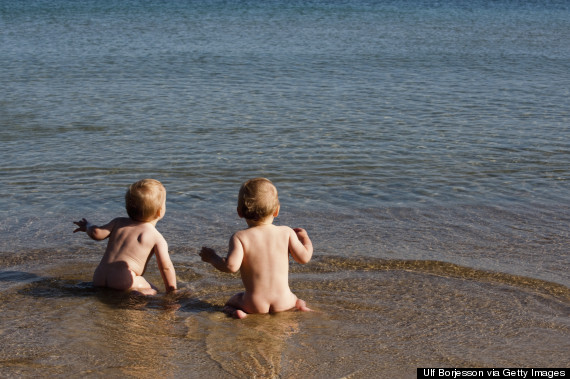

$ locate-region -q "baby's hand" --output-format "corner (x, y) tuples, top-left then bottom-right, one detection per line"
(293, 227), (309, 240)
(199, 246), (217, 263)
(73, 218), (88, 233)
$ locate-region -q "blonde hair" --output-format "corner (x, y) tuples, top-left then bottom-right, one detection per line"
(125, 179), (166, 222)
(237, 178), (280, 221)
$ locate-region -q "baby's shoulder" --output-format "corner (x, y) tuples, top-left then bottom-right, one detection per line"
(139, 222), (162, 237)
(276, 225), (294, 234)
(233, 225), (291, 240)
(137, 225), (166, 248)
(118, 219), (162, 238)
(270, 225), (295, 240)
(112, 217), (134, 227)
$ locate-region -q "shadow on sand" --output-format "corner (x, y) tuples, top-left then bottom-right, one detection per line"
(1, 269), (213, 312)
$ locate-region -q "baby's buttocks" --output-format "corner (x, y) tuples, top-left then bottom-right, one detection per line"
(93, 261), (136, 290)
(247, 291), (297, 314)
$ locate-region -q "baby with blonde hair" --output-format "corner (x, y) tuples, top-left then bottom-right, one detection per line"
(200, 178), (313, 318)
(74, 179), (177, 295)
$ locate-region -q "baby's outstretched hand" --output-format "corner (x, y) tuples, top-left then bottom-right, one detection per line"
(73, 218), (88, 233)
(199, 247), (217, 263)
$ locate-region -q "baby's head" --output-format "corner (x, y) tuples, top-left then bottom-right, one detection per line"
(125, 179), (166, 222)
(237, 178), (280, 221)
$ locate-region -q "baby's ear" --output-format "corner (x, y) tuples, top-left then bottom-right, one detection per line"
(273, 205), (280, 217)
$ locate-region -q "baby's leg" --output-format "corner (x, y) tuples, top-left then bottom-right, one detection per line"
(130, 275), (158, 296)
(224, 292), (249, 319)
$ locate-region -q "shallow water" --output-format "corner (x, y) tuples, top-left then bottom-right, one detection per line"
(1, 254), (568, 378)
(1, 0), (569, 376)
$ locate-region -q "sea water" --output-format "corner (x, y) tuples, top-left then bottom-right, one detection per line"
(0, 0), (568, 377)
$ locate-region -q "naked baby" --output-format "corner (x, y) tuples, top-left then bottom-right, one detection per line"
(199, 177), (313, 318)
(73, 179), (177, 295)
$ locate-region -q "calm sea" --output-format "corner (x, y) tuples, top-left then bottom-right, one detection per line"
(1, 0), (568, 377)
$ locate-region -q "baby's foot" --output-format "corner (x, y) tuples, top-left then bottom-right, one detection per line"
(224, 305), (248, 319)
(234, 309), (248, 319)
(295, 299), (311, 312)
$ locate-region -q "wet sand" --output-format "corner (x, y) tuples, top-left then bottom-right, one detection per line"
(1, 253), (568, 378)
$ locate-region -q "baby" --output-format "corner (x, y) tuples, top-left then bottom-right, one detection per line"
(73, 179), (177, 295)
(200, 177), (313, 318)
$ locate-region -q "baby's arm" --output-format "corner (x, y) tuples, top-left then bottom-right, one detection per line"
(73, 218), (115, 241)
(289, 227), (313, 264)
(199, 234), (244, 273)
(153, 236), (177, 292)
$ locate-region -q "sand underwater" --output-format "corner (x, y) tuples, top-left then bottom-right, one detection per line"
(0, 244), (568, 378)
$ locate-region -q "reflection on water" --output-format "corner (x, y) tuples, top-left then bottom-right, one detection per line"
(0, 256), (567, 378)
(198, 311), (301, 378)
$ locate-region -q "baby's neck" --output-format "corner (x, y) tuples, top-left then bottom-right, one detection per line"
(130, 218), (159, 227)
(245, 217), (274, 228)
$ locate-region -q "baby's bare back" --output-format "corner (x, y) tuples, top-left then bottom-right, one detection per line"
(94, 218), (160, 289)
(235, 225), (298, 312)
